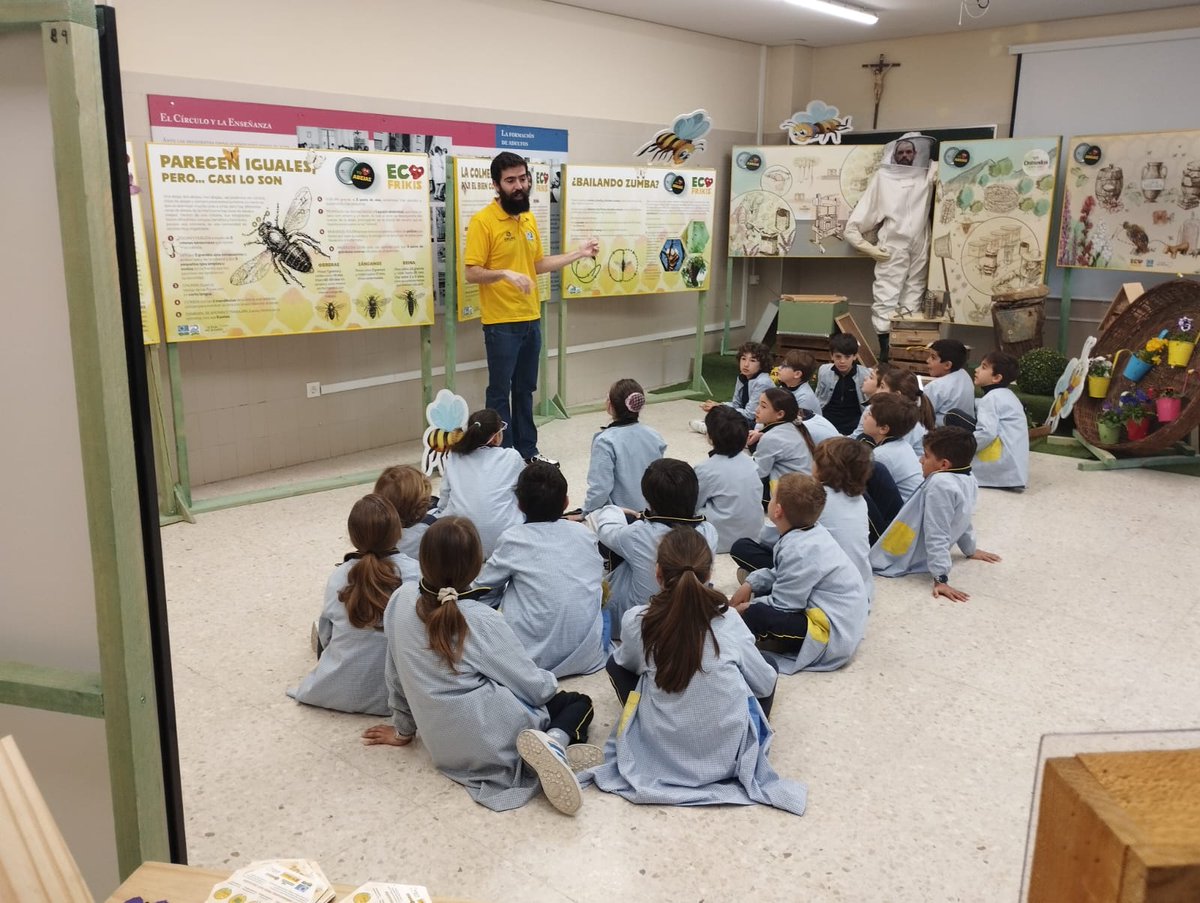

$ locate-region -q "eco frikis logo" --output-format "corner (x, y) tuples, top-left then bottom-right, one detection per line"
(386, 162), (425, 190)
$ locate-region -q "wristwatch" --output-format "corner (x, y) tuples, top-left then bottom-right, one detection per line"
(935, 574), (949, 584)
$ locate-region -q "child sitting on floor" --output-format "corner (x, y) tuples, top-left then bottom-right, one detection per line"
(815, 333), (869, 435)
(971, 351), (1029, 491)
(730, 473), (868, 675)
(476, 463), (606, 677)
(730, 438), (874, 608)
(589, 459), (717, 643)
(775, 349), (820, 415)
(364, 517), (600, 816)
(869, 426), (1000, 603)
(860, 393), (924, 502)
(583, 378), (666, 514)
(751, 388), (839, 508)
(431, 409), (524, 558)
(694, 406), (764, 554)
(374, 464), (436, 560)
(691, 341), (774, 432)
(287, 494), (419, 715)
(924, 339), (976, 426)
(584, 527), (807, 816)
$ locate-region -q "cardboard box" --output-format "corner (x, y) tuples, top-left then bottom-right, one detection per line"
(777, 294), (848, 336)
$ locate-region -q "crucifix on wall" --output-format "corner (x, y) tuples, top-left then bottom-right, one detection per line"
(861, 53), (900, 129)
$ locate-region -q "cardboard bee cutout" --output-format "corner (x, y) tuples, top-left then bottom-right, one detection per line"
(422, 389), (469, 476)
(636, 110), (712, 165)
(780, 101), (853, 146)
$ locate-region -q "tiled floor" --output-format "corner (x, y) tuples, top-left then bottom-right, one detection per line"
(160, 399), (1199, 901)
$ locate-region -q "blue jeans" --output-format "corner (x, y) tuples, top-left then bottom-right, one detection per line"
(483, 319), (541, 460)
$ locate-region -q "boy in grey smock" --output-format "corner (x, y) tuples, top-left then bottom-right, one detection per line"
(477, 463), (606, 677)
(869, 426), (1000, 603)
(971, 351), (1029, 491)
(861, 393), (924, 502)
(691, 340), (774, 432)
(694, 406), (765, 554)
(923, 338), (976, 426)
(589, 459), (717, 642)
(731, 473), (868, 675)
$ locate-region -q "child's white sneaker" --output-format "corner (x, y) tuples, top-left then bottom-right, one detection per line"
(517, 729), (582, 815)
(689, 419), (707, 434)
(565, 743), (604, 772)
(736, 567), (750, 583)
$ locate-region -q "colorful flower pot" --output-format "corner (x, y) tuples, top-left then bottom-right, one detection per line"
(1087, 374), (1111, 398)
(1124, 417), (1152, 441)
(1156, 396), (1182, 422)
(1123, 356), (1153, 382)
(1097, 421), (1122, 444)
(1168, 339), (1196, 367)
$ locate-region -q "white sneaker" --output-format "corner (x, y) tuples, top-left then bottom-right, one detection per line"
(689, 419), (708, 434)
(565, 743), (605, 772)
(517, 729), (583, 815)
(526, 452), (560, 467)
(736, 568), (750, 583)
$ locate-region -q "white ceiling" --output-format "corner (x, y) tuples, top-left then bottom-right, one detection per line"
(546, 0), (1198, 46)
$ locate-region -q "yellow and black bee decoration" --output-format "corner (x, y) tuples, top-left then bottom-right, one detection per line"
(636, 109), (711, 165)
(780, 101), (853, 146)
(422, 389), (470, 476)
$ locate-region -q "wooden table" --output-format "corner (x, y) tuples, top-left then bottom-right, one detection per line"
(106, 861), (477, 903)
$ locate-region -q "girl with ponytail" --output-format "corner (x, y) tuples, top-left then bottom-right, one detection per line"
(583, 528), (807, 815)
(881, 366), (935, 455)
(287, 494), (418, 716)
(363, 517), (599, 816)
(750, 388), (839, 509)
(430, 408), (524, 557)
(582, 378), (666, 514)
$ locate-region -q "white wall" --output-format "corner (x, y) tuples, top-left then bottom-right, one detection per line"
(0, 28), (119, 899)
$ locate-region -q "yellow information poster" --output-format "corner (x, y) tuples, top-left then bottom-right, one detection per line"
(128, 142), (161, 344)
(146, 143), (434, 342)
(561, 164), (716, 297)
(452, 157), (551, 321)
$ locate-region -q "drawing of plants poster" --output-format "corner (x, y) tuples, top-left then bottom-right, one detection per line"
(1058, 129), (1200, 276)
(728, 144), (883, 258)
(927, 138), (1060, 325)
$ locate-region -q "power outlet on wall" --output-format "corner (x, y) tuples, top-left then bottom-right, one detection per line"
(748, 274), (761, 285)
(306, 382), (321, 398)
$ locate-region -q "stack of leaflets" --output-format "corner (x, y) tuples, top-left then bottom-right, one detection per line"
(204, 859), (335, 903)
(337, 883), (434, 903)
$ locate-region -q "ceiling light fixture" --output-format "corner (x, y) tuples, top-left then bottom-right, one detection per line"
(784, 0), (878, 26)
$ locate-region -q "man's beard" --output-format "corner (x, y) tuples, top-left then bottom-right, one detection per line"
(498, 188), (530, 215)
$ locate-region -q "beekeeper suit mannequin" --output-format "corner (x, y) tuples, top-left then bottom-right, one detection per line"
(843, 133), (937, 362)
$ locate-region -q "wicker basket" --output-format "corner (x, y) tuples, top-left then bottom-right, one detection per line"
(1073, 279), (1200, 454)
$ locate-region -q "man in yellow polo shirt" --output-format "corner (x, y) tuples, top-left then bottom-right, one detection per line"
(465, 152), (598, 463)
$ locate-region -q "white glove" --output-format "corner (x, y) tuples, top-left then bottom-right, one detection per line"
(843, 221), (891, 261)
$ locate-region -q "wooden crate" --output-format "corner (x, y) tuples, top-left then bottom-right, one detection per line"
(890, 317), (943, 347)
(775, 332), (832, 365)
(1028, 750), (1200, 902)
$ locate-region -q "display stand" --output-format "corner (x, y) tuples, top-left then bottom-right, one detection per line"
(1045, 432), (1199, 472)
(146, 348), (189, 525)
(443, 182), (459, 392)
(721, 260), (735, 355)
(1058, 268), (1074, 355)
(537, 298), (568, 420)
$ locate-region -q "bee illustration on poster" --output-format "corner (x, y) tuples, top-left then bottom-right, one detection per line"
(635, 110), (712, 165)
(728, 144), (883, 258)
(927, 137), (1060, 324)
(1058, 129), (1200, 275)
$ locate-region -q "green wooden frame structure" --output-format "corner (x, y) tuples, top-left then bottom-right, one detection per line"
(0, 0), (170, 878)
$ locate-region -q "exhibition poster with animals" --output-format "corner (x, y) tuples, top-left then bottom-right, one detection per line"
(727, 144), (883, 258)
(146, 143), (434, 341)
(1058, 129), (1200, 275)
(928, 137), (1060, 324)
(452, 157), (552, 322)
(560, 164), (716, 297)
